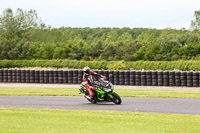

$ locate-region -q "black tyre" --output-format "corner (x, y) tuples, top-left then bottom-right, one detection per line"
(141, 81), (147, 86)
(163, 75), (169, 79)
(130, 81), (135, 85)
(136, 82), (141, 85)
(152, 82), (158, 86)
(157, 75), (163, 79)
(175, 76), (180, 80)
(175, 72), (180, 76)
(180, 76), (186, 80)
(146, 75), (152, 79)
(112, 92), (121, 105)
(146, 71), (151, 75)
(141, 75), (146, 79)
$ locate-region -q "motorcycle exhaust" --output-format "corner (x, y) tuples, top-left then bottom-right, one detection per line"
(84, 95), (91, 100)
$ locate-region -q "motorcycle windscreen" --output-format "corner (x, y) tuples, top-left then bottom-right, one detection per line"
(98, 78), (109, 88)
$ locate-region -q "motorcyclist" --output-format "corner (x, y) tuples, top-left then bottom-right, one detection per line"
(83, 66), (106, 99)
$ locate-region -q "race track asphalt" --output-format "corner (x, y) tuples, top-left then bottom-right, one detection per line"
(1, 96), (200, 115)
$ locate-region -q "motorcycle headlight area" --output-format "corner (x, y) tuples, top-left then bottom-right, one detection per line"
(104, 88), (112, 92)
(103, 83), (113, 92)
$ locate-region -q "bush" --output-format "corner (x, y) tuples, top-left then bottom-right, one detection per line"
(107, 61), (126, 70)
(1, 60), (200, 71)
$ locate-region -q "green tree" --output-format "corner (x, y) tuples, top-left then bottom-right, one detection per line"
(191, 10), (200, 30)
(133, 46), (146, 60)
(0, 8), (45, 59)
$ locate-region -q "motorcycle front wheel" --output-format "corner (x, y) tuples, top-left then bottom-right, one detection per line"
(112, 93), (122, 105)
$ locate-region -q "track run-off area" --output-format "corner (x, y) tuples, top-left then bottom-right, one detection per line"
(0, 83), (200, 115)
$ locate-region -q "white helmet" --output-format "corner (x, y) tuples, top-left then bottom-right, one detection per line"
(83, 66), (91, 74)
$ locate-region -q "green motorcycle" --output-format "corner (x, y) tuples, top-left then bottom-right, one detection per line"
(79, 77), (121, 104)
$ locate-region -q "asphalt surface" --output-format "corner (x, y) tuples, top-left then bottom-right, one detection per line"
(1, 96), (200, 115)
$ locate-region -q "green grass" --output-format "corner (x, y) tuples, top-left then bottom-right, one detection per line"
(0, 108), (200, 133)
(0, 87), (200, 98)
(116, 89), (200, 98)
(0, 87), (78, 96)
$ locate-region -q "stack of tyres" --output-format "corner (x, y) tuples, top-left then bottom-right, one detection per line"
(129, 71), (135, 85)
(44, 70), (49, 83)
(103, 70), (109, 81)
(157, 71), (163, 86)
(3, 70), (8, 82)
(30, 70), (35, 83)
(98, 70), (104, 76)
(175, 72), (181, 86)
(78, 70), (83, 84)
(180, 72), (187, 86)
(12, 69), (16, 83)
(124, 71), (130, 85)
(35, 70), (39, 83)
(169, 71), (175, 86)
(108, 70), (114, 84)
(0, 70), (3, 82)
(186, 72), (193, 87)
(58, 70), (63, 83)
(48, 70), (54, 83)
(135, 71), (141, 86)
(53, 70), (58, 83)
(193, 72), (199, 87)
(141, 71), (146, 86)
(16, 70), (21, 83)
(25, 70), (30, 83)
(8, 70), (12, 82)
(113, 71), (119, 85)
(39, 70), (44, 83)
(163, 71), (169, 86)
(67, 70), (73, 84)
(63, 70), (68, 83)
(119, 71), (125, 85)
(73, 70), (78, 84)
(146, 71), (152, 86)
(152, 71), (158, 86)
(199, 72), (200, 87)
(20, 70), (25, 83)
(3, 69), (200, 87)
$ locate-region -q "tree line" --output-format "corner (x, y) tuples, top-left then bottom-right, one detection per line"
(0, 8), (200, 61)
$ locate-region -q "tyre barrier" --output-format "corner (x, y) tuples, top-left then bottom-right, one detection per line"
(135, 71), (141, 86)
(0, 69), (200, 87)
(130, 71), (135, 85)
(113, 70), (119, 85)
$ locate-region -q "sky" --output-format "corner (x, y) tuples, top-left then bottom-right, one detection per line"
(0, 0), (200, 29)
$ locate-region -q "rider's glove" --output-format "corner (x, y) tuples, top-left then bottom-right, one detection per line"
(101, 75), (106, 79)
(91, 86), (95, 90)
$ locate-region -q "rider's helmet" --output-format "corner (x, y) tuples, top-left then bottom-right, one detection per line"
(83, 66), (91, 75)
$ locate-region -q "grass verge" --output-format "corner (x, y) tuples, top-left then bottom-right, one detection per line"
(0, 108), (200, 133)
(0, 87), (200, 98)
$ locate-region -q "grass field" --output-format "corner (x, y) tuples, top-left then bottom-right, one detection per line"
(0, 87), (200, 98)
(0, 108), (200, 133)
